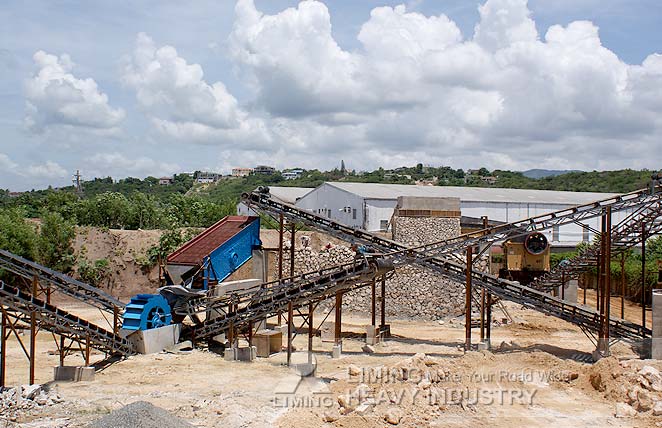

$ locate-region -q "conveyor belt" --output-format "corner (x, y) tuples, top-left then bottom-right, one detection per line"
(244, 186), (662, 261)
(531, 200), (662, 291)
(243, 191), (651, 341)
(190, 258), (391, 340)
(0, 281), (134, 356)
(0, 249), (123, 314)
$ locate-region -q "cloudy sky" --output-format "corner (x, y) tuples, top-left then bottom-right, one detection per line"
(1, 0), (661, 190)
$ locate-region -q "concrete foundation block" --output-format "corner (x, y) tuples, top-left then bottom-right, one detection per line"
(224, 347), (237, 361)
(126, 324), (181, 354)
(331, 344), (342, 359)
(365, 325), (379, 345)
(558, 279), (578, 303)
(254, 329), (282, 357)
(236, 346), (257, 362)
(225, 346), (257, 361)
(53, 366), (95, 382)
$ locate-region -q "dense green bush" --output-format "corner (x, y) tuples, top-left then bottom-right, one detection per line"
(37, 212), (76, 273)
(0, 208), (39, 260)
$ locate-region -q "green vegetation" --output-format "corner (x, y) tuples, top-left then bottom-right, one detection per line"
(551, 236), (662, 300)
(77, 256), (110, 287)
(0, 165), (659, 276)
(143, 227), (199, 268)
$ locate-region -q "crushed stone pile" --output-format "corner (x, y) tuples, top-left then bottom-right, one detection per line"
(0, 384), (64, 423)
(88, 401), (192, 428)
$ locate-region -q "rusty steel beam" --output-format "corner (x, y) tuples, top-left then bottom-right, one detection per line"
(334, 291), (342, 346)
(465, 246), (472, 351)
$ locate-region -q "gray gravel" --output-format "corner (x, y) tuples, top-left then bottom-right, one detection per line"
(88, 401), (193, 428)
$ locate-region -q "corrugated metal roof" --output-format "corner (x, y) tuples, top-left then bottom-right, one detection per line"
(324, 182), (619, 205)
(269, 186), (314, 204)
(167, 216), (258, 266)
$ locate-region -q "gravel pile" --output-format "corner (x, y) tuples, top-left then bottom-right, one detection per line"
(1, 384), (64, 422)
(88, 401), (192, 428)
(281, 244), (473, 320)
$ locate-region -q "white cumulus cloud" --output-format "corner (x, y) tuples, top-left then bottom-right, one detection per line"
(85, 152), (181, 178)
(25, 51), (125, 133)
(224, 0), (662, 171)
(0, 153), (19, 171)
(26, 161), (67, 179)
(123, 33), (271, 147)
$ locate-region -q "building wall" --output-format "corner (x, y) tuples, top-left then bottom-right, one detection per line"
(295, 184), (637, 247)
(295, 183), (366, 228)
(364, 199), (397, 231)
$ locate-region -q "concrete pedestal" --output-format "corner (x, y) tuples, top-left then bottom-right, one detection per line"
(53, 366), (95, 382)
(331, 344), (342, 359)
(224, 346), (257, 361)
(125, 324), (181, 354)
(557, 279), (578, 303)
(254, 330), (282, 357)
(652, 289), (662, 359)
(365, 325), (379, 345)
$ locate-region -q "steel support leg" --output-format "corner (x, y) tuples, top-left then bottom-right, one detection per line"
(290, 223), (296, 278)
(85, 335), (90, 366)
(480, 288), (485, 342)
(308, 302), (314, 359)
(29, 316), (36, 384)
(1, 310), (6, 387)
(465, 246), (472, 351)
(371, 278), (376, 327)
(59, 336), (65, 366)
(278, 213), (284, 326)
(380, 275), (386, 335)
(486, 293), (492, 348)
(335, 291), (342, 346)
(287, 301), (293, 366)
(642, 222), (647, 333)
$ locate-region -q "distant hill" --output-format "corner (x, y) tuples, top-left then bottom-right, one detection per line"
(521, 169), (582, 179)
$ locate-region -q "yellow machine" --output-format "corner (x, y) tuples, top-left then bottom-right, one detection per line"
(498, 232), (550, 285)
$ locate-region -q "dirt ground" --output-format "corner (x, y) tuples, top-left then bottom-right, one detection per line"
(3, 227), (660, 426)
(2, 296), (660, 428)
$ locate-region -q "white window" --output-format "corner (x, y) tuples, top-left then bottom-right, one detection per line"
(582, 225), (590, 242)
(352, 208), (357, 220)
(552, 225), (559, 242)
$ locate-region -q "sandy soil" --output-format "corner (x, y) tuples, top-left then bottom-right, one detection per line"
(2, 298), (660, 428)
(3, 227), (659, 427)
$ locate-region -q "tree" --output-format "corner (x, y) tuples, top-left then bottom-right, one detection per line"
(0, 208), (38, 260)
(38, 212), (76, 272)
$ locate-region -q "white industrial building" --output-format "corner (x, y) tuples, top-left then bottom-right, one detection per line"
(237, 186), (313, 216)
(294, 182), (629, 248)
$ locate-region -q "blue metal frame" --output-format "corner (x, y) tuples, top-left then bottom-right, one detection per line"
(204, 218), (261, 288)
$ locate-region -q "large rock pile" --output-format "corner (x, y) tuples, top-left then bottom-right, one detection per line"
(279, 245), (465, 320)
(392, 217), (461, 247)
(587, 358), (662, 418)
(0, 384), (64, 422)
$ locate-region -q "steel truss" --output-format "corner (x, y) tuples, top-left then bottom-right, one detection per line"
(531, 199), (662, 291)
(243, 190), (652, 342)
(0, 249), (123, 315)
(0, 281), (134, 356)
